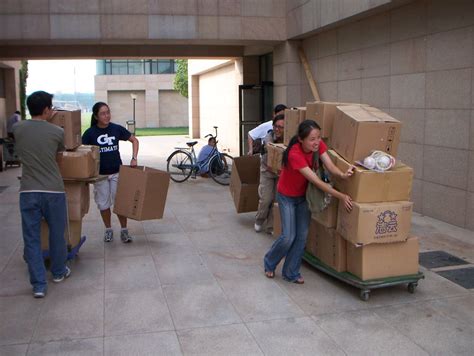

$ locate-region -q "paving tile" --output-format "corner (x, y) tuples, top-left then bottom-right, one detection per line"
(104, 331), (182, 356)
(218, 275), (305, 322)
(177, 324), (263, 355)
(247, 317), (344, 355)
(314, 309), (428, 355)
(104, 234), (151, 259)
(162, 279), (241, 329)
(105, 255), (159, 291)
(104, 287), (174, 336)
(427, 294), (474, 327)
(201, 250), (262, 281)
(147, 232), (196, 257)
(32, 289), (103, 342)
(373, 301), (474, 354)
(0, 265), (32, 297)
(27, 337), (103, 355)
(0, 344), (28, 355)
(0, 295), (43, 345)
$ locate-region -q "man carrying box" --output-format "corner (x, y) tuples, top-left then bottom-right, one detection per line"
(13, 91), (71, 299)
(254, 114), (285, 233)
(247, 104), (287, 155)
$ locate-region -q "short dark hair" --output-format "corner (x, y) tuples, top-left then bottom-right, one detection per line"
(26, 91), (53, 116)
(272, 114), (285, 125)
(14, 110), (20, 115)
(274, 104), (287, 114)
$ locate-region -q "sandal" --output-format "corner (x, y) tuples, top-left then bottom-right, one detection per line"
(265, 271), (275, 279)
(292, 277), (304, 284)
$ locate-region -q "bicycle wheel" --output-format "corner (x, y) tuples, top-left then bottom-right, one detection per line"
(167, 150), (193, 182)
(209, 153), (233, 185)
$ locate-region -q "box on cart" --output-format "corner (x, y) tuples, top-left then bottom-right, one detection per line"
(57, 145), (100, 179)
(266, 142), (286, 175)
(331, 106), (401, 164)
(283, 107), (306, 146)
(49, 110), (82, 150)
(64, 181), (90, 221)
(346, 236), (419, 280)
(328, 150), (413, 203)
(41, 219), (82, 250)
(337, 200), (413, 246)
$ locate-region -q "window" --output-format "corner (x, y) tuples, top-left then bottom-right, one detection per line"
(100, 59), (176, 75)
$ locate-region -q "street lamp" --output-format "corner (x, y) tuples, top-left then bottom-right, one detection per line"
(128, 93), (137, 134)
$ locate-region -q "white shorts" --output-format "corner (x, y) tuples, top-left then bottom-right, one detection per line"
(93, 173), (119, 211)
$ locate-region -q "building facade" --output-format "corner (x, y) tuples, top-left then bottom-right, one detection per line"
(95, 59), (188, 128)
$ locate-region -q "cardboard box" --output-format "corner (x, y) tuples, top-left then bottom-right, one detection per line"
(284, 107), (306, 146)
(331, 106), (401, 163)
(306, 221), (347, 272)
(41, 219), (82, 250)
(306, 101), (364, 139)
(328, 150), (413, 202)
(337, 200), (412, 246)
(49, 110), (82, 150)
(266, 142), (286, 175)
(113, 166), (170, 221)
(229, 155), (260, 213)
(347, 236), (419, 280)
(64, 181), (90, 221)
(312, 198), (338, 228)
(57, 145), (100, 179)
(273, 203), (281, 237)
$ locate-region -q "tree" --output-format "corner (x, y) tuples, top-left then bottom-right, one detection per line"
(19, 60), (28, 119)
(173, 59), (188, 98)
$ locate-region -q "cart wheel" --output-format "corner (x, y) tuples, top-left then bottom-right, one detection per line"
(407, 282), (418, 294)
(359, 290), (370, 301)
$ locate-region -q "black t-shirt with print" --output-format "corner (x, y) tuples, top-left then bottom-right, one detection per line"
(82, 123), (131, 175)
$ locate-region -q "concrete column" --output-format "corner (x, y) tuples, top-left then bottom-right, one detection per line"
(189, 75), (200, 138)
(273, 40), (303, 107)
(145, 89), (159, 128)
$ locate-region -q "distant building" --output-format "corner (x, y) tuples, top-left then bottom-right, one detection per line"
(94, 59), (188, 128)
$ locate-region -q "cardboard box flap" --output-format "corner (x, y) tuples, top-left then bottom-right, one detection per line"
(233, 155), (260, 184)
(336, 105), (400, 123)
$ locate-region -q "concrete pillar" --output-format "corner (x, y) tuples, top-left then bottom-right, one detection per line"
(189, 75), (200, 138)
(145, 89), (159, 128)
(273, 40), (303, 107)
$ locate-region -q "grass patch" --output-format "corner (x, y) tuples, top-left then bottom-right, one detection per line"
(80, 113), (188, 136)
(135, 127), (189, 136)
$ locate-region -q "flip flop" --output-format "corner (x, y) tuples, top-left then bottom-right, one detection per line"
(265, 271), (275, 279)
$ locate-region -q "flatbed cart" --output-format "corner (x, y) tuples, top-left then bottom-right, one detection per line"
(303, 251), (425, 301)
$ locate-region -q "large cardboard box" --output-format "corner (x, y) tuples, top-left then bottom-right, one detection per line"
(57, 145), (100, 179)
(41, 219), (82, 250)
(331, 106), (401, 163)
(229, 155), (260, 213)
(266, 142), (286, 175)
(306, 101), (364, 139)
(337, 201), (412, 246)
(64, 181), (90, 221)
(347, 236), (419, 280)
(273, 203), (281, 237)
(306, 221), (347, 272)
(284, 107), (306, 146)
(312, 198), (338, 228)
(49, 110), (82, 150)
(113, 166), (170, 220)
(328, 150), (413, 202)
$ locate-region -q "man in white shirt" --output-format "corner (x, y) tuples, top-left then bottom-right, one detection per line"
(247, 104), (287, 155)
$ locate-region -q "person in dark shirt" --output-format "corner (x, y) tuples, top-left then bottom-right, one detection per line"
(82, 102), (139, 243)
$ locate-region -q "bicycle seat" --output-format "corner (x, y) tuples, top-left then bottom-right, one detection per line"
(186, 141), (198, 147)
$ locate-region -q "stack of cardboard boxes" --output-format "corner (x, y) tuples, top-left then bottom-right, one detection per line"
(271, 102), (419, 281)
(41, 110), (99, 250)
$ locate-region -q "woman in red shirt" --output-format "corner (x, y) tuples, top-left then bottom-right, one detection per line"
(264, 120), (354, 284)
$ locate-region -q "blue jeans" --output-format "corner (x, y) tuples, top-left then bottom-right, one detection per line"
(20, 192), (68, 292)
(264, 192), (311, 282)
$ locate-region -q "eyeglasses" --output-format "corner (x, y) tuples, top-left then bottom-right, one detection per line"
(274, 125), (284, 130)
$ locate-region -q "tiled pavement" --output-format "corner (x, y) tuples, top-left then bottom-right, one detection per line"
(1, 136), (473, 355)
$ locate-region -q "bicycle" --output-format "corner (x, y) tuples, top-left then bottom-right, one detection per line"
(166, 126), (233, 185)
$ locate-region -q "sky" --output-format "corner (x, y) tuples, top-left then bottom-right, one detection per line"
(27, 60), (96, 94)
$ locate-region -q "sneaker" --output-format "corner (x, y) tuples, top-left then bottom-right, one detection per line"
(104, 229), (114, 242)
(33, 290), (46, 298)
(120, 229), (133, 243)
(53, 266), (71, 283)
(254, 223), (263, 233)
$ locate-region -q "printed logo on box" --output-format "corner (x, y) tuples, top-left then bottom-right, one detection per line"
(375, 210), (398, 236)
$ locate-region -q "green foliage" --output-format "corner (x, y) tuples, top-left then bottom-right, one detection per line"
(19, 60), (28, 120)
(173, 59), (188, 98)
